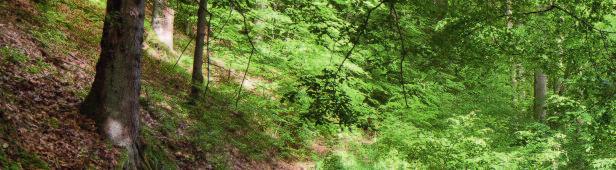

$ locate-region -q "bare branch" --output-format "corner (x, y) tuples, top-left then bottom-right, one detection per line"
(389, 2), (409, 108)
(335, 1), (385, 74)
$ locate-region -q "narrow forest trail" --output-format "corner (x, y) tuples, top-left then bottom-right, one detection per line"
(154, 42), (277, 97)
(203, 57), (276, 97)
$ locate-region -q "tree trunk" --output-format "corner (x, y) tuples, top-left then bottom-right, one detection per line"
(152, 0), (175, 50)
(185, 22), (192, 36)
(505, 0), (519, 106)
(534, 70), (547, 120)
(80, 0), (145, 168)
(190, 0), (208, 100)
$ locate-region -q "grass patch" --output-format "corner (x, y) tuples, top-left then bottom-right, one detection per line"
(26, 59), (52, 74)
(31, 29), (69, 50)
(141, 128), (178, 169)
(86, 0), (106, 8)
(189, 81), (315, 165)
(1, 46), (28, 64)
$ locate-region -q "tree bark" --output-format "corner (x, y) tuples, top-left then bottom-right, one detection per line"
(534, 70), (547, 120)
(152, 0), (175, 50)
(190, 0), (208, 100)
(80, 0), (145, 168)
(185, 22), (192, 36)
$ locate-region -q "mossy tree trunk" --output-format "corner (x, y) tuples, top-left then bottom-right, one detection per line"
(80, 0), (145, 168)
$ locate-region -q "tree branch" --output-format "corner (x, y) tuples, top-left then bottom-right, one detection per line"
(233, 0), (257, 108)
(389, 2), (409, 108)
(335, 1), (384, 74)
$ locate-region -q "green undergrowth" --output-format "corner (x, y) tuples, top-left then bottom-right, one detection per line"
(32, 0), (103, 59)
(0, 46), (28, 64)
(141, 127), (178, 169)
(139, 22), (320, 167)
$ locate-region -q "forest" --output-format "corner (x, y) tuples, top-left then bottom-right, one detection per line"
(0, 0), (614, 169)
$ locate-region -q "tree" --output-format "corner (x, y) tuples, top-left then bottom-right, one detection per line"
(534, 69), (547, 120)
(80, 0), (145, 168)
(190, 0), (209, 100)
(152, 0), (175, 50)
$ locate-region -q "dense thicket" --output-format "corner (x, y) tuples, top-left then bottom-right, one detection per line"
(171, 0), (615, 168)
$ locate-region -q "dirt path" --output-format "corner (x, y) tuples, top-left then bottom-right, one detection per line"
(208, 59), (271, 92)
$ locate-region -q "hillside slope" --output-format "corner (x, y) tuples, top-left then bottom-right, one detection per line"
(0, 0), (315, 169)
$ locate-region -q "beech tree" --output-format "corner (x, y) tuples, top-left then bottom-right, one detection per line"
(80, 0), (145, 168)
(152, 0), (174, 50)
(534, 70), (547, 120)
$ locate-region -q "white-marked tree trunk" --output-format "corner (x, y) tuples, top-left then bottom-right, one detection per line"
(80, 0), (145, 168)
(152, 0), (175, 50)
(534, 70), (547, 120)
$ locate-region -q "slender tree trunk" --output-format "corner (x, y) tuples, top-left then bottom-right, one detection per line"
(505, 0), (520, 106)
(152, 0), (175, 50)
(185, 22), (192, 36)
(534, 70), (547, 120)
(554, 17), (566, 95)
(190, 0), (208, 100)
(80, 0), (145, 168)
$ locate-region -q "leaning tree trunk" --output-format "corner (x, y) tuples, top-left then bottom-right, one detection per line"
(534, 70), (547, 121)
(80, 0), (145, 168)
(190, 0), (208, 100)
(152, 0), (174, 50)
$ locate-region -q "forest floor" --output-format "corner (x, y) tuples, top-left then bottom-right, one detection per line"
(0, 0), (320, 169)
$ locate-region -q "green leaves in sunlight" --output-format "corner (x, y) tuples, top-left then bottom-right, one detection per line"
(297, 68), (359, 127)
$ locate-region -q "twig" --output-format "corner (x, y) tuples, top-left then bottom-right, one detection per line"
(335, 1), (384, 74)
(233, 0), (257, 108)
(173, 38), (194, 68)
(389, 2), (409, 108)
(204, 7), (213, 96)
(552, 5), (616, 34)
(204, 0), (235, 95)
